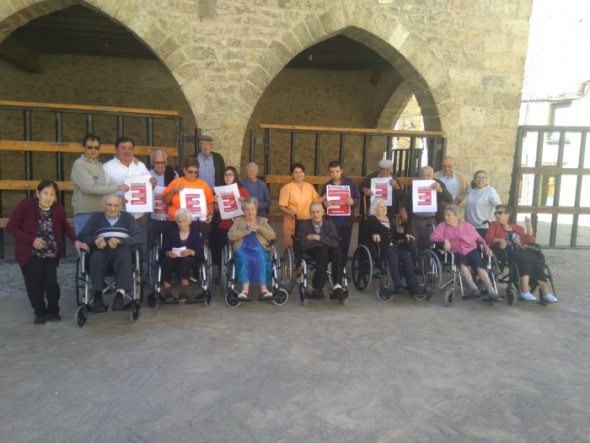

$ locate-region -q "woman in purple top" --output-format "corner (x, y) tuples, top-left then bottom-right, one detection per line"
(430, 204), (498, 299)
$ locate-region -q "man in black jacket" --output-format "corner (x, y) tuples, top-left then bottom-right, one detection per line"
(195, 134), (226, 189)
(296, 202), (346, 301)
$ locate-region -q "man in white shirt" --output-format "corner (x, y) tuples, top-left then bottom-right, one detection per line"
(103, 136), (155, 255)
(434, 155), (469, 206)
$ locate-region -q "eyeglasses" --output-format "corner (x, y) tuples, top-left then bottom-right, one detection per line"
(185, 169), (198, 174)
(475, 176), (488, 180)
(85, 145), (100, 151)
(152, 161), (166, 165)
(494, 211), (507, 215)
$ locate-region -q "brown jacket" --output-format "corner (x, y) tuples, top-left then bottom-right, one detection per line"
(228, 216), (276, 250)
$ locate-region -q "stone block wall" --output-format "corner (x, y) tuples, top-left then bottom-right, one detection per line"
(0, 0), (533, 205)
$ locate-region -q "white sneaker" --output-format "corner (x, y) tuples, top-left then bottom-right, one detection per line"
(520, 291), (537, 301)
(543, 293), (558, 303)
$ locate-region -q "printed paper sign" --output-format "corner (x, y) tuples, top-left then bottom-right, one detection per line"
(124, 176), (153, 213)
(326, 185), (351, 217)
(214, 184), (244, 220)
(412, 180), (437, 213)
(370, 177), (393, 206)
(179, 188), (207, 221)
(151, 186), (169, 220)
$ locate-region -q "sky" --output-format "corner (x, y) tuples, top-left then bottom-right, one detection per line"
(522, 0), (590, 100)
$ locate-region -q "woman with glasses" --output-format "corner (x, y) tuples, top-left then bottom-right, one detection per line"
(465, 170), (501, 237)
(211, 166), (250, 282)
(485, 204), (557, 303)
(70, 134), (129, 234)
(162, 157), (215, 223)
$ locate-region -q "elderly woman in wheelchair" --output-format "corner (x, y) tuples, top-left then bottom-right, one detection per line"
(430, 204), (499, 301)
(362, 198), (422, 296)
(485, 204), (557, 303)
(159, 209), (204, 303)
(227, 197), (276, 300)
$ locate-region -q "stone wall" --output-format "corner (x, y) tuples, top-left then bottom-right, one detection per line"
(0, 0), (533, 204)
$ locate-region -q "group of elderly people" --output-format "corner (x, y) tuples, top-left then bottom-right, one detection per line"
(6, 138), (556, 324)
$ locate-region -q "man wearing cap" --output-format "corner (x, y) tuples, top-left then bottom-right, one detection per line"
(434, 155), (469, 206)
(359, 158), (404, 219)
(399, 165), (453, 253)
(195, 135), (225, 190)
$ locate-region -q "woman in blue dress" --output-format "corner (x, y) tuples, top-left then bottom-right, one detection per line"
(228, 197), (276, 300)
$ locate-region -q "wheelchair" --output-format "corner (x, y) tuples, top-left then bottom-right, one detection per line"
(493, 245), (556, 306)
(146, 233), (213, 307)
(221, 241), (289, 308)
(351, 240), (434, 301)
(74, 247), (143, 327)
(283, 237), (349, 306)
(424, 245), (499, 307)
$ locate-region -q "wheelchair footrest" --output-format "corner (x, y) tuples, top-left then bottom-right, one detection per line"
(186, 293), (210, 304)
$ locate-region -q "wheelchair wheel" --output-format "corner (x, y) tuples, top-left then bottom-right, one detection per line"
(443, 288), (454, 307)
(225, 288), (241, 308)
(281, 247), (295, 293)
(377, 286), (393, 302)
(505, 287), (517, 306)
(220, 245), (230, 292)
(147, 292), (158, 308)
(75, 255), (89, 307)
(129, 303), (140, 322)
(299, 284), (307, 306)
(486, 252), (499, 295)
(272, 288), (289, 306)
(418, 249), (442, 295)
(351, 245), (373, 291)
(74, 305), (88, 328)
(204, 244), (213, 288)
(544, 263), (557, 298)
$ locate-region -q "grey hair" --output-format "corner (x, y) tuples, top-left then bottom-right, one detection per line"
(102, 193), (123, 205)
(241, 197), (259, 211)
(309, 201), (323, 212)
(151, 149), (167, 162)
(369, 198), (387, 216)
(174, 208), (192, 223)
(444, 204), (461, 217)
(246, 162), (259, 172)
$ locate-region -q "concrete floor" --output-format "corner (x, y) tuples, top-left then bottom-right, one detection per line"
(0, 248), (589, 442)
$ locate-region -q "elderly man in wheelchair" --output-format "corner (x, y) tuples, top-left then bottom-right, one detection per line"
(78, 193), (143, 313)
(295, 202), (346, 302)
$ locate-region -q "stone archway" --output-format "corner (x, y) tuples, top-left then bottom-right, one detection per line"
(0, 0), (199, 137)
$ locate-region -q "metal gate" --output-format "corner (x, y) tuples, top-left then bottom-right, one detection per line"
(510, 125), (590, 248)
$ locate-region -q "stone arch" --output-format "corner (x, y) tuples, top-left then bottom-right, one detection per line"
(0, 0), (198, 127)
(244, 9), (444, 133)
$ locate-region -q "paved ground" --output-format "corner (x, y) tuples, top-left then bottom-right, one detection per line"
(0, 248), (589, 442)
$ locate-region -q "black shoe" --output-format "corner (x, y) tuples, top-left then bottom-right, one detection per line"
(331, 287), (345, 301)
(112, 293), (125, 311)
(34, 315), (47, 325)
(409, 286), (424, 296)
(178, 293), (189, 302)
(46, 312), (61, 322)
(163, 292), (177, 304)
(307, 289), (325, 300)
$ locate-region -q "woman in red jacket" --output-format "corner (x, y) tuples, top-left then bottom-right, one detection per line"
(6, 180), (87, 324)
(485, 204), (557, 303)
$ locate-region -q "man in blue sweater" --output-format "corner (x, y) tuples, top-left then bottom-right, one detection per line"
(78, 194), (143, 312)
